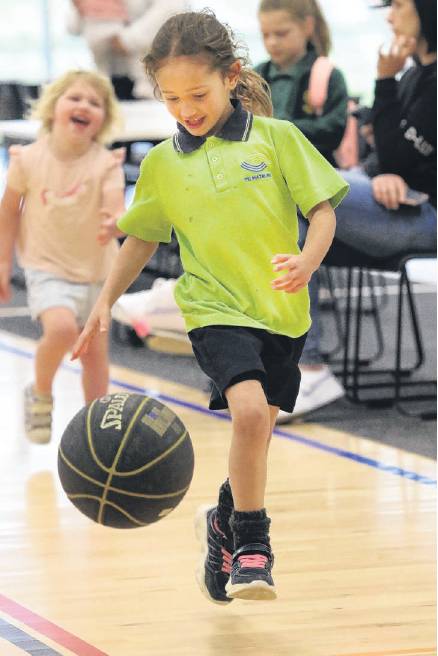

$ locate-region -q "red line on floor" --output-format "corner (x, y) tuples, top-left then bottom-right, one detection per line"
(0, 593), (109, 656)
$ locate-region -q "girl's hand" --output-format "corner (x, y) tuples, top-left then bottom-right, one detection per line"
(377, 36), (416, 79)
(0, 262), (11, 303)
(71, 301), (111, 360)
(271, 254), (313, 294)
(97, 209), (122, 245)
(110, 35), (130, 55)
(372, 173), (408, 210)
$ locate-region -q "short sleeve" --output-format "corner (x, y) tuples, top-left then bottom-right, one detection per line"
(6, 145), (27, 194)
(102, 147), (126, 194)
(276, 122), (349, 217)
(117, 152), (172, 244)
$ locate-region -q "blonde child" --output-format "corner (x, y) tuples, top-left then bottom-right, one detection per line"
(72, 11), (348, 602)
(256, 0), (348, 166)
(0, 70), (126, 444)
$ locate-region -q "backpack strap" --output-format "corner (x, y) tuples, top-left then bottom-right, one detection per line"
(307, 56), (334, 116)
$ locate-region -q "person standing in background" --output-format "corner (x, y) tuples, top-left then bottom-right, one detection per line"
(67, 0), (189, 99)
(255, 0), (348, 166)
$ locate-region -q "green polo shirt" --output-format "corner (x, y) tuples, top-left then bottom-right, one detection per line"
(118, 107), (348, 339)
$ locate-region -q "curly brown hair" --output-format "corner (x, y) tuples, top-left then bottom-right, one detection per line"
(143, 9), (272, 117)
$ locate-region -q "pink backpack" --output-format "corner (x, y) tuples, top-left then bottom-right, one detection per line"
(308, 56), (359, 169)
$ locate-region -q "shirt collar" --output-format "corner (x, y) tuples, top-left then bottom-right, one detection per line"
(172, 99), (253, 154)
(268, 43), (318, 81)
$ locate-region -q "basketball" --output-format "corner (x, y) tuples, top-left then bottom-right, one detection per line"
(57, 393), (194, 529)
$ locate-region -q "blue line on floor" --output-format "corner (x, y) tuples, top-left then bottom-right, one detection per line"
(1, 338), (436, 487)
(0, 617), (62, 655)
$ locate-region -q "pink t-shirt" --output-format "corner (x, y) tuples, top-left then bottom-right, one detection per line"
(7, 135), (125, 283)
(74, 0), (128, 21)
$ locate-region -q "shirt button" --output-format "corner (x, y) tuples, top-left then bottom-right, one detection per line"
(217, 173), (224, 180)
(212, 156), (219, 162)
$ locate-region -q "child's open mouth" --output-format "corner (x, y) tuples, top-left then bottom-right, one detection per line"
(185, 117), (205, 130)
(71, 116), (90, 126)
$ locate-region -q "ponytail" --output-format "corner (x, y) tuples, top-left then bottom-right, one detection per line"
(234, 68), (273, 117)
(307, 0), (331, 56)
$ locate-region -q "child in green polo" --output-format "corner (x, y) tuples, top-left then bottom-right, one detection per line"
(256, 0), (348, 166)
(72, 10), (348, 603)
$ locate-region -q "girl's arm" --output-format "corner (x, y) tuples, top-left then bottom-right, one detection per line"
(0, 186), (22, 302)
(71, 236), (158, 358)
(271, 200), (336, 294)
(98, 187), (126, 245)
(65, 1), (84, 35)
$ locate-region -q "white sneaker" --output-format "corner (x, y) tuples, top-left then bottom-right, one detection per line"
(112, 278), (185, 337)
(276, 366), (344, 424)
(24, 383), (53, 444)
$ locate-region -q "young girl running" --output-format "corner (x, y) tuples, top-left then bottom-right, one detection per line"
(0, 70), (125, 444)
(256, 0), (348, 166)
(72, 10), (348, 602)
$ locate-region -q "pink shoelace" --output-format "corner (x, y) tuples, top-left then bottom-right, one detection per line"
(238, 554), (268, 569)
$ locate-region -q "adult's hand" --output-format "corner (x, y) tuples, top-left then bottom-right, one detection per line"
(372, 173), (408, 210)
(377, 35), (416, 79)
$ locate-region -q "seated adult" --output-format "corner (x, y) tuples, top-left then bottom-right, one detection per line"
(278, 0), (437, 423)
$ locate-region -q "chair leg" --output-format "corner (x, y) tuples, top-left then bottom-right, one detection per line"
(342, 267), (353, 393)
(340, 265), (435, 409)
(320, 267), (345, 361)
(325, 267), (386, 368)
(365, 270), (385, 363)
(394, 265), (436, 419)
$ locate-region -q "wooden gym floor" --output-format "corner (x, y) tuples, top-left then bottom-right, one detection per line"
(0, 329), (435, 656)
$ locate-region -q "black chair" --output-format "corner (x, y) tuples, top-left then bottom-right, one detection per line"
(0, 82), (40, 120)
(323, 239), (436, 419)
(319, 264), (388, 365)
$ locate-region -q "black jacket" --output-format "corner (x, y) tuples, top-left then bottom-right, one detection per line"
(372, 60), (437, 206)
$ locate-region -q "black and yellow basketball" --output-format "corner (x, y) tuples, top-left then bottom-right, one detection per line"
(57, 393), (194, 529)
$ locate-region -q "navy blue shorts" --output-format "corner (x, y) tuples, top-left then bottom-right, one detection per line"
(188, 325), (307, 412)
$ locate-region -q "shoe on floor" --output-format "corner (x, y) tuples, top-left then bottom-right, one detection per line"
(194, 505), (234, 605)
(276, 365), (344, 425)
(24, 384), (53, 444)
(225, 543), (277, 601)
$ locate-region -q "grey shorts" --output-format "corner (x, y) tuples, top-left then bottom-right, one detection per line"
(24, 268), (103, 327)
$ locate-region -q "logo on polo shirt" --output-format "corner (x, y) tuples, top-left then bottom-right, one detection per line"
(241, 154), (272, 182)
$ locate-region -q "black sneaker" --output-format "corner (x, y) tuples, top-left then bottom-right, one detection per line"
(194, 505), (234, 605)
(225, 543), (277, 601)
